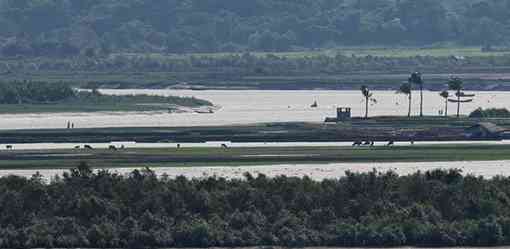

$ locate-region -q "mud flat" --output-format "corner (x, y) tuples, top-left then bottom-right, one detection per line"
(3, 160), (510, 182)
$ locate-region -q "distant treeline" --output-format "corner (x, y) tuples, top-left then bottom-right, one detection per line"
(1, 165), (510, 248)
(0, 0), (509, 54)
(0, 81), (211, 106)
(470, 108), (510, 118)
(2, 53), (510, 77)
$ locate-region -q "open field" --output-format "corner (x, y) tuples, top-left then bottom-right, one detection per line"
(0, 116), (506, 143)
(2, 46), (510, 90)
(134, 46), (510, 59)
(1, 144), (510, 169)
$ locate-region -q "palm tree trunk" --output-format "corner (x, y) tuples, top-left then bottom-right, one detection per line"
(456, 91), (460, 118)
(420, 85), (423, 117)
(365, 96), (369, 119)
(444, 98), (448, 117)
(407, 94), (411, 117)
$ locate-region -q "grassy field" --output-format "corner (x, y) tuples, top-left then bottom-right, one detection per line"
(136, 46), (510, 59)
(1, 46), (510, 89)
(1, 144), (510, 169)
(0, 103), (176, 114)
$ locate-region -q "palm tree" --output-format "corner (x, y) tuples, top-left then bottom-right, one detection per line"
(397, 83), (412, 117)
(439, 90), (449, 117)
(448, 77), (464, 117)
(360, 85), (373, 119)
(409, 72), (424, 117)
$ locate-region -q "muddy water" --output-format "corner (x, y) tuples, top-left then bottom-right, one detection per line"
(2, 160), (510, 182)
(0, 90), (506, 130)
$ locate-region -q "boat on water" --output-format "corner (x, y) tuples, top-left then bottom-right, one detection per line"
(194, 108), (214, 114)
(168, 105), (218, 114)
(448, 99), (473, 103)
(456, 92), (476, 97)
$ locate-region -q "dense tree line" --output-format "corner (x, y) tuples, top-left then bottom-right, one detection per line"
(470, 108), (510, 118)
(1, 0), (510, 55)
(2, 165), (510, 247)
(0, 81), (75, 104)
(2, 52), (510, 78)
(0, 81), (211, 106)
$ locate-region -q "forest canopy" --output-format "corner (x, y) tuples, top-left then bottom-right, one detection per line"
(2, 166), (510, 248)
(0, 0), (509, 55)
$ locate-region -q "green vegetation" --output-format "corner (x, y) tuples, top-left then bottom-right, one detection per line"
(2, 1), (510, 91)
(470, 108), (510, 118)
(0, 81), (211, 113)
(2, 51), (510, 91)
(360, 85), (374, 119)
(1, 144), (510, 169)
(2, 165), (510, 247)
(1, 0), (510, 55)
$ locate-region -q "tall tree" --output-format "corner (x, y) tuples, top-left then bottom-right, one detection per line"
(360, 85), (374, 119)
(439, 90), (450, 117)
(409, 72), (424, 117)
(397, 83), (412, 117)
(447, 77), (474, 118)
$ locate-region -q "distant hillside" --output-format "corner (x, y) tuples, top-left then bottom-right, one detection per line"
(0, 0), (509, 55)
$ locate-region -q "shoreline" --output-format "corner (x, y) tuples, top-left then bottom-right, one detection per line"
(3, 159), (510, 181)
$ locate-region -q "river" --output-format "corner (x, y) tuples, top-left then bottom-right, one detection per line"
(2, 160), (510, 181)
(0, 89), (506, 130)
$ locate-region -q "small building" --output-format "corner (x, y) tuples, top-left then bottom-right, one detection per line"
(325, 107), (351, 122)
(337, 107), (351, 121)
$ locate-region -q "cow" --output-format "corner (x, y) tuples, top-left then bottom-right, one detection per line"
(387, 140), (395, 146)
(5, 145), (13, 150)
(84, 145), (94, 150)
(221, 144), (229, 149)
(74, 145), (80, 149)
(352, 141), (362, 146)
(108, 145), (117, 151)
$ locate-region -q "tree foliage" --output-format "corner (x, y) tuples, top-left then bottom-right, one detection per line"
(1, 0), (510, 55)
(1, 166), (510, 247)
(0, 81), (211, 106)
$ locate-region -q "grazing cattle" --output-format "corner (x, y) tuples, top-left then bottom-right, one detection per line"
(84, 145), (94, 150)
(176, 144), (181, 149)
(370, 141), (375, 147)
(363, 140), (371, 146)
(352, 141), (362, 146)
(410, 140), (415, 145)
(5, 145), (12, 150)
(108, 145), (117, 151)
(74, 145), (80, 149)
(221, 144), (229, 149)
(387, 140), (395, 146)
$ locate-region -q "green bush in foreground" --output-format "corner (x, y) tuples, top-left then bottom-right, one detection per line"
(0, 81), (212, 107)
(470, 107), (510, 118)
(2, 165), (510, 248)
